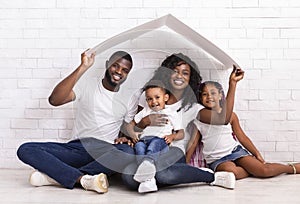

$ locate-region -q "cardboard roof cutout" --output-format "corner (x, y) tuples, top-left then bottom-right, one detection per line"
(87, 14), (239, 69)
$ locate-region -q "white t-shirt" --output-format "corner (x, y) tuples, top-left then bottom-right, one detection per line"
(139, 94), (203, 153)
(72, 77), (140, 144)
(193, 120), (239, 164)
(134, 107), (183, 139)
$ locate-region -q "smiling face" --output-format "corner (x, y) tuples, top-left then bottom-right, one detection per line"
(169, 62), (191, 93)
(145, 87), (169, 112)
(103, 57), (132, 91)
(200, 84), (223, 111)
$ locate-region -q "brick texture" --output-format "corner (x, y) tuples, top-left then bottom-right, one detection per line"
(1, 0), (300, 168)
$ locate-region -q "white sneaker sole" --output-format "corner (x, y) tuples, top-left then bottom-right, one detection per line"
(95, 173), (109, 193)
(29, 171), (58, 187)
(213, 172), (235, 189)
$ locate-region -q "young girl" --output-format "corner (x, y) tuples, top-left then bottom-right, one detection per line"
(187, 81), (300, 179)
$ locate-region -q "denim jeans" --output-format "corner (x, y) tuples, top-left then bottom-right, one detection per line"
(134, 136), (168, 164)
(122, 146), (215, 190)
(17, 137), (135, 189)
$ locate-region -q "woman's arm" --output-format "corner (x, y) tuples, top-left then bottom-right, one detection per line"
(231, 112), (265, 163)
(125, 120), (140, 143)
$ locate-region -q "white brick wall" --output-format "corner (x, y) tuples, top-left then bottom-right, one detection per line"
(1, 0), (300, 168)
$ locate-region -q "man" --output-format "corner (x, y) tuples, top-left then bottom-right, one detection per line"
(17, 50), (139, 194)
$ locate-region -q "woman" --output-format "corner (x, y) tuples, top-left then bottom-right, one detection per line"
(120, 53), (241, 193)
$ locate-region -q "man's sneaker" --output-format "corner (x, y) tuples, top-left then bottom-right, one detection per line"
(211, 171), (235, 189)
(80, 173), (109, 193)
(29, 171), (59, 187)
(133, 160), (156, 183)
(138, 178), (158, 193)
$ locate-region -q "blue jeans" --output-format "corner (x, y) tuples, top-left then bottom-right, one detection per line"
(135, 136), (168, 164)
(17, 137), (135, 189)
(122, 147), (214, 190)
(208, 145), (250, 171)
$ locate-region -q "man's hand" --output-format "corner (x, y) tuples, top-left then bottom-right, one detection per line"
(80, 49), (96, 72)
(114, 137), (134, 147)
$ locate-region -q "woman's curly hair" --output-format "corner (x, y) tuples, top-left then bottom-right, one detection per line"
(149, 53), (202, 111)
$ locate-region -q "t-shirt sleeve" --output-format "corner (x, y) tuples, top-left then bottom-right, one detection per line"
(73, 76), (90, 101)
(124, 89), (142, 123)
(138, 91), (147, 108)
(133, 108), (146, 124)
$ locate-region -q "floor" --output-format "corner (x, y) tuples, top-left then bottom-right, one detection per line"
(2, 169), (300, 204)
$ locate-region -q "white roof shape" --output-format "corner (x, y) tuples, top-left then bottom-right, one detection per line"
(87, 14), (238, 69)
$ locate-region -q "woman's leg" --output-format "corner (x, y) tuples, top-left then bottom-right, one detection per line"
(155, 161), (214, 186)
(79, 143), (136, 176)
(122, 162), (139, 190)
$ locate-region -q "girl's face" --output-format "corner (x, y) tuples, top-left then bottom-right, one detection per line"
(169, 63), (191, 92)
(200, 84), (223, 110)
(145, 87), (169, 112)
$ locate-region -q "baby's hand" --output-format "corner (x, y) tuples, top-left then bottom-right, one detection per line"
(164, 135), (174, 144)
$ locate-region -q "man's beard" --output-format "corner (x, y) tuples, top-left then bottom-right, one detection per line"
(105, 69), (118, 87)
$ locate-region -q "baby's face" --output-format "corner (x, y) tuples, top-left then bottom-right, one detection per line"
(145, 87), (169, 112)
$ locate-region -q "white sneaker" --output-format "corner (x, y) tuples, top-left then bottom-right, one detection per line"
(80, 173), (109, 193)
(138, 178), (158, 193)
(134, 160), (156, 183)
(29, 171), (59, 187)
(211, 171), (235, 189)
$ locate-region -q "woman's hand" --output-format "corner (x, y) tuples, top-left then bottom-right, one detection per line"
(148, 113), (169, 126)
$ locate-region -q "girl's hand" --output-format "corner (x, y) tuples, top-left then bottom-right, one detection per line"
(255, 153), (266, 164)
(230, 65), (245, 83)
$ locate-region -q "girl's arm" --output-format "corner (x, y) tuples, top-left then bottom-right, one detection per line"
(185, 124), (201, 163)
(199, 66), (244, 125)
(230, 112), (265, 163)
